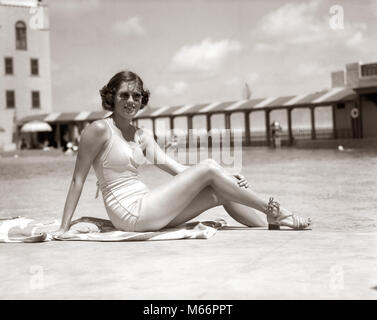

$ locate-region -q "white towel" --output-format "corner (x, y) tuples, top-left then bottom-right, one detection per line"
(0, 216), (227, 243)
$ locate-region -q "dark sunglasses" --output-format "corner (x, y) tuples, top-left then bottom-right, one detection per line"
(118, 92), (142, 102)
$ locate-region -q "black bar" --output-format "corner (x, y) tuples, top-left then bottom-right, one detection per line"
(265, 110), (270, 146)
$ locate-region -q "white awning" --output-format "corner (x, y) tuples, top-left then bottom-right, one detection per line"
(21, 121), (52, 133)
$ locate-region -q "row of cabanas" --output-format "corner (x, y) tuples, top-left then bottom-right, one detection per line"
(18, 86), (356, 148)
(136, 87), (355, 117)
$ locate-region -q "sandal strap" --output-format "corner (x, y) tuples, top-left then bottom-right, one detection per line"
(267, 197), (310, 229)
(267, 197), (297, 223)
(266, 197), (280, 217)
(292, 215), (309, 229)
(266, 197), (291, 222)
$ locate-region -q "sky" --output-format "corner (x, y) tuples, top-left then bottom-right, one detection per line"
(40, 0), (377, 112)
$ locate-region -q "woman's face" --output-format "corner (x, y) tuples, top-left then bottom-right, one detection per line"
(113, 81), (143, 120)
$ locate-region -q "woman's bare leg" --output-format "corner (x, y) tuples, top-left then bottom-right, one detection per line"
(136, 159), (270, 231)
(136, 163), (217, 231)
(166, 186), (267, 228)
(223, 202), (267, 227)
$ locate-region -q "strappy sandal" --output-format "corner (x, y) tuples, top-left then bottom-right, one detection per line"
(266, 197), (311, 230)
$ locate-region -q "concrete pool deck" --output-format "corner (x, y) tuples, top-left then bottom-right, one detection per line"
(0, 148), (376, 299)
(1, 226), (376, 300)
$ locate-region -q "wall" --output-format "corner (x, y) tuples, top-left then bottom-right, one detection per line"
(334, 101), (353, 138)
(0, 3), (52, 149)
(361, 95), (377, 138)
(331, 71), (345, 88)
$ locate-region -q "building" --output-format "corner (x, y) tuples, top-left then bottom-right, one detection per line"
(0, 0), (52, 150)
(18, 61), (377, 149)
(331, 62), (377, 139)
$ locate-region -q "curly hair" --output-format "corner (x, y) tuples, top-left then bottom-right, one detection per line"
(99, 71), (150, 111)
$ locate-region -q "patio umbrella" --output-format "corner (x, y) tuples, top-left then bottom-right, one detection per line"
(21, 121), (52, 133)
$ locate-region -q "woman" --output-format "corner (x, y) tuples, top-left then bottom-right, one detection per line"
(53, 71), (311, 237)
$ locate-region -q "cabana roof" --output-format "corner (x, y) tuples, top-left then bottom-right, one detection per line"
(137, 87), (355, 118)
(19, 87), (355, 124)
(18, 111), (112, 124)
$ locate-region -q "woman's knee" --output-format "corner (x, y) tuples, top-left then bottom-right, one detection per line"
(200, 158), (220, 167)
(199, 158), (223, 175)
(186, 158), (224, 187)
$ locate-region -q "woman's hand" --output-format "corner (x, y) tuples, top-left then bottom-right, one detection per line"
(233, 173), (249, 188)
(51, 227), (69, 239)
(140, 129), (190, 176)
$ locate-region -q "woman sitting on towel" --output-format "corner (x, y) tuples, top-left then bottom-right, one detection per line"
(53, 71), (311, 237)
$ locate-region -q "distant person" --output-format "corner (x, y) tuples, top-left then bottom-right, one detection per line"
(270, 121), (282, 149)
(53, 71), (310, 237)
(64, 142), (74, 156)
(62, 132), (70, 152)
(20, 139), (28, 150)
(165, 133), (179, 156)
(73, 137), (80, 152)
(43, 139), (50, 151)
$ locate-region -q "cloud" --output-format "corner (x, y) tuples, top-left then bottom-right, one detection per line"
(50, 0), (102, 12)
(296, 63), (328, 77)
(253, 42), (284, 53)
(155, 81), (188, 96)
(171, 38), (242, 72)
(246, 72), (259, 85)
(226, 77), (241, 86)
(253, 0), (367, 52)
(345, 31), (364, 48)
(258, 0), (323, 44)
(113, 16), (146, 35)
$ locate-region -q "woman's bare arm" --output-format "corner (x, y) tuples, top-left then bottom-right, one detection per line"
(58, 121), (110, 231)
(138, 129), (249, 188)
(139, 129), (188, 176)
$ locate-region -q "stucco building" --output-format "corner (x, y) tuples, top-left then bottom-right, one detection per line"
(331, 62), (377, 139)
(0, 0), (52, 150)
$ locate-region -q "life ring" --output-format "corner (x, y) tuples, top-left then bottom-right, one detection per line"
(350, 108), (359, 119)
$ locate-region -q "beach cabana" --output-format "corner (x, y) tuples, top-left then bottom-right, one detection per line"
(17, 87), (359, 148)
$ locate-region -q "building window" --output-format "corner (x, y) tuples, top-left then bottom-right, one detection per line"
(15, 21), (27, 50)
(5, 58), (14, 75)
(32, 91), (40, 109)
(337, 103), (345, 109)
(31, 59), (39, 75)
(6, 90), (15, 109)
(361, 63), (377, 77)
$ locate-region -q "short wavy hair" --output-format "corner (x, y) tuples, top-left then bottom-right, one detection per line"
(99, 71), (150, 111)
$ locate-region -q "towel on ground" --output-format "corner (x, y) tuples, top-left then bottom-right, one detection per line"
(0, 216), (227, 243)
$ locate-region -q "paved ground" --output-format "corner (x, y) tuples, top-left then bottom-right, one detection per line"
(1, 228), (376, 299)
(0, 147), (376, 299)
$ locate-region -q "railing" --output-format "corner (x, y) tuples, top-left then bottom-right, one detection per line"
(335, 128), (353, 139)
(156, 128), (343, 148)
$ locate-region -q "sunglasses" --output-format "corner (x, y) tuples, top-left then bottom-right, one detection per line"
(118, 92), (142, 102)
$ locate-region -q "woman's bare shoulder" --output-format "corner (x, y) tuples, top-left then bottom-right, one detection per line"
(81, 119), (111, 143)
